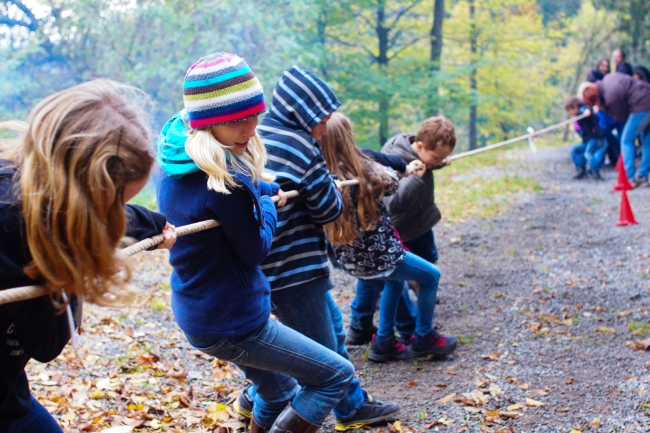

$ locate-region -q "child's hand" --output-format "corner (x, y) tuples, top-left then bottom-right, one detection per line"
(592, 105), (599, 114)
(584, 108), (592, 117)
(334, 180), (343, 192)
(157, 222), (177, 250)
(407, 160), (424, 177)
(275, 189), (288, 207)
(443, 157), (451, 166)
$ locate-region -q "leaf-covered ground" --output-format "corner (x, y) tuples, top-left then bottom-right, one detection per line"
(27, 145), (650, 432)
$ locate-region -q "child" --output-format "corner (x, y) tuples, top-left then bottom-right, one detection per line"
(156, 53), (354, 433)
(564, 95), (606, 180)
(320, 113), (457, 363)
(347, 117), (455, 346)
(249, 66), (399, 431)
(0, 80), (176, 432)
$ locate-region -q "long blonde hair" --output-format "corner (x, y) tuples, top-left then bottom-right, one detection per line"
(320, 113), (388, 245)
(0, 79), (154, 307)
(184, 125), (272, 193)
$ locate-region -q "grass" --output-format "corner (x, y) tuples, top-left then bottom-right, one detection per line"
(628, 320), (650, 337)
(129, 184), (158, 211)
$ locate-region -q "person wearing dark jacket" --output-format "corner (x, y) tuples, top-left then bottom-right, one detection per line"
(157, 53), (355, 433)
(243, 66), (399, 431)
(0, 80), (175, 432)
(565, 96), (607, 179)
(581, 73), (650, 187)
(613, 48), (634, 76)
(633, 65), (650, 82)
(587, 58), (610, 83)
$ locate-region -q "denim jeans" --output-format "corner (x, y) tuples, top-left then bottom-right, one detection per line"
(371, 252), (441, 341)
(185, 318), (354, 428)
(571, 138), (606, 170)
(349, 230), (439, 338)
(269, 282), (366, 420)
(621, 110), (650, 179)
(4, 396), (63, 433)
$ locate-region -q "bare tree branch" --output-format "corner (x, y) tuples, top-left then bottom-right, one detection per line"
(388, 35), (423, 60)
(1, 0), (38, 31)
(388, 0), (423, 29)
(327, 33), (378, 61)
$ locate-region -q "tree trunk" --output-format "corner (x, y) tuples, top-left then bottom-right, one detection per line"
(468, 0), (478, 150)
(427, 0), (444, 117)
(317, 8), (329, 79)
(376, 0), (390, 145)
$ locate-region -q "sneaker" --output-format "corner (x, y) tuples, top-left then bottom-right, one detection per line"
(368, 336), (412, 363)
(589, 169), (603, 181)
(410, 330), (457, 358)
(334, 395), (400, 431)
(633, 176), (649, 188)
(396, 334), (414, 346)
(346, 325), (377, 346)
(573, 168), (587, 180)
(233, 386), (254, 420)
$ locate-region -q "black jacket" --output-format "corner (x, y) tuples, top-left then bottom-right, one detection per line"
(616, 62), (633, 76)
(577, 105), (605, 142)
(0, 161), (166, 428)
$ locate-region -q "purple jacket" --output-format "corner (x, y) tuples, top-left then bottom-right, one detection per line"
(597, 73), (650, 124)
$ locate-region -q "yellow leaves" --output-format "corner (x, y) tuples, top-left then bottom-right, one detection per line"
(525, 398), (544, 407)
(596, 326), (617, 334)
(391, 420), (403, 433)
(150, 297), (167, 311)
(127, 403), (144, 411)
(507, 403), (523, 411)
(437, 393), (456, 404)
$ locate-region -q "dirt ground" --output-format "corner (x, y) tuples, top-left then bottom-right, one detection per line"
(27, 145), (650, 433)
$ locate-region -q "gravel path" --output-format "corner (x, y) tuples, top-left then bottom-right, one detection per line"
(27, 145), (650, 432)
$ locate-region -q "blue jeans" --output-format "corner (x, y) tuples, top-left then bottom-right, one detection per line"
(571, 138), (606, 170)
(268, 282), (366, 420)
(4, 396), (63, 433)
(371, 252), (441, 341)
(621, 110), (650, 179)
(349, 230), (439, 337)
(185, 318), (354, 428)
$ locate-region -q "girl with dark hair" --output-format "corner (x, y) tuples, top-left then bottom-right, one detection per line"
(587, 58), (610, 82)
(633, 65), (650, 82)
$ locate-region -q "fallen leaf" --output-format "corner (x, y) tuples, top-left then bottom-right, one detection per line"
(481, 353), (500, 361)
(437, 393), (456, 404)
(590, 417), (601, 428)
(565, 378), (574, 385)
(532, 389), (549, 396)
(408, 381), (417, 387)
(435, 383), (447, 387)
(507, 403), (523, 411)
(556, 407), (570, 413)
(479, 425), (494, 433)
(596, 326), (617, 334)
(392, 420), (403, 433)
(464, 407), (482, 414)
(526, 398), (544, 407)
(99, 427), (135, 433)
(629, 338), (650, 350)
(498, 411), (521, 419)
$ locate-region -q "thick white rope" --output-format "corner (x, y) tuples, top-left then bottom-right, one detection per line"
(0, 113), (586, 306)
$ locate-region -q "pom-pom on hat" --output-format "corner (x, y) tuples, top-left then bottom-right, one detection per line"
(183, 53), (267, 129)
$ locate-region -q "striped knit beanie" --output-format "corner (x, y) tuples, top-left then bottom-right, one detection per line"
(183, 53), (267, 129)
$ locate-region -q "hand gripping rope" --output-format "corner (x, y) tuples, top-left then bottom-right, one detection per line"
(0, 113), (587, 306)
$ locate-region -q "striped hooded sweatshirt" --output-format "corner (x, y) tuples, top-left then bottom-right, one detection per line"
(258, 66), (342, 291)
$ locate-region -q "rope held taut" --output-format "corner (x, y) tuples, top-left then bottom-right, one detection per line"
(0, 112), (586, 306)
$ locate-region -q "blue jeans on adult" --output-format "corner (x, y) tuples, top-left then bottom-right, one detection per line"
(268, 282), (366, 420)
(621, 110), (650, 179)
(185, 318), (354, 428)
(371, 252), (441, 341)
(571, 138), (606, 170)
(349, 230), (439, 337)
(4, 396), (64, 433)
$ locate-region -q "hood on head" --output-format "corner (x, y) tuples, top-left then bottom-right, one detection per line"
(384, 133), (418, 163)
(157, 111), (200, 178)
(267, 66), (341, 132)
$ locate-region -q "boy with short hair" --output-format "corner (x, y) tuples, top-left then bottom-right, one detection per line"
(565, 95), (606, 180)
(346, 116), (456, 348)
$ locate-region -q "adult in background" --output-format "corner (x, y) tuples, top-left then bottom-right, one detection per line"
(581, 73), (650, 187)
(613, 48), (633, 76)
(633, 65), (650, 82)
(587, 58), (610, 83)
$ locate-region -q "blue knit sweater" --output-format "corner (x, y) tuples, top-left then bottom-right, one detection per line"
(258, 66), (343, 291)
(157, 122), (279, 339)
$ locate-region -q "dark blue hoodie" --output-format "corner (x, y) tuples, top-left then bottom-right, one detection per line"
(156, 115), (279, 339)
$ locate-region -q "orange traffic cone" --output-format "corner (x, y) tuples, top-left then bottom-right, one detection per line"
(616, 190), (638, 226)
(613, 157), (633, 191)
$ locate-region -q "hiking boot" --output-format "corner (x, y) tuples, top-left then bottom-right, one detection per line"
(589, 169), (603, 181)
(233, 386), (254, 420)
(268, 404), (319, 433)
(346, 325), (377, 346)
(334, 395), (400, 431)
(633, 176), (649, 188)
(410, 330), (457, 358)
(396, 334), (414, 346)
(368, 336), (412, 363)
(573, 168), (587, 180)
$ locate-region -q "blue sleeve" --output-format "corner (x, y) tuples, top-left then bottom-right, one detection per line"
(362, 149), (407, 173)
(300, 157), (343, 225)
(258, 181), (280, 197)
(206, 187), (277, 268)
(125, 205), (167, 251)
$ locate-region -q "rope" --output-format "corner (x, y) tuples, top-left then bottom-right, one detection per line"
(0, 112), (586, 306)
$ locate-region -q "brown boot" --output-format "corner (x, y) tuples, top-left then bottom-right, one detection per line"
(268, 405), (320, 433)
(250, 416), (267, 433)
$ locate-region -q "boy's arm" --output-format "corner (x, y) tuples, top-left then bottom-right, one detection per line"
(383, 174), (427, 216)
(299, 155), (343, 225)
(362, 149), (407, 173)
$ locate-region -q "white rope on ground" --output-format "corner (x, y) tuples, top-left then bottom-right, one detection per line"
(0, 111), (587, 306)
(0, 179), (361, 305)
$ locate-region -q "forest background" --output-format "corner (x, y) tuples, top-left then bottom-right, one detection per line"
(0, 0), (648, 151)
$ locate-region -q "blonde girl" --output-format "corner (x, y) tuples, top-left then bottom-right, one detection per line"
(0, 79), (175, 432)
(157, 52), (354, 433)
